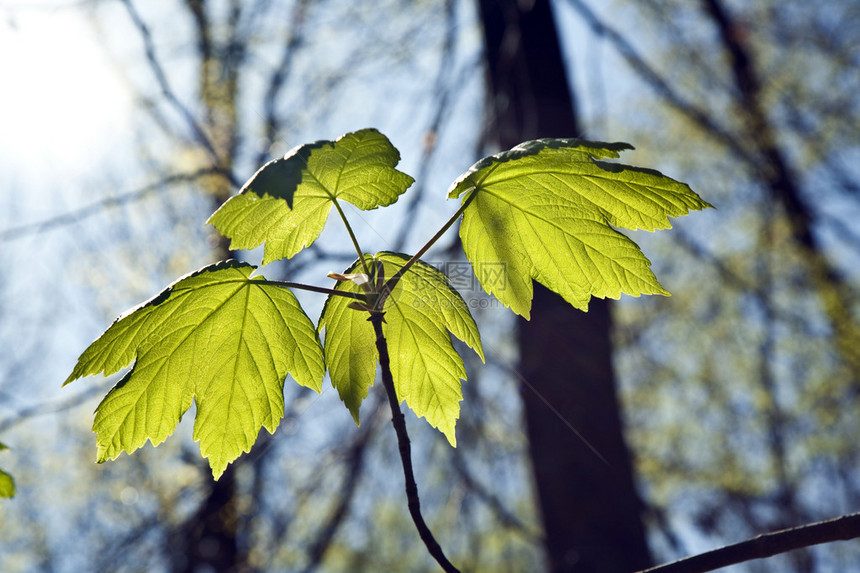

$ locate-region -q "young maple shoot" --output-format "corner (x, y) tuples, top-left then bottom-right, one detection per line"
(64, 128), (711, 570)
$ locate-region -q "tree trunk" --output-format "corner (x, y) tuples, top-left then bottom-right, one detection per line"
(172, 3), (246, 571)
(477, 1), (652, 570)
(172, 465), (241, 573)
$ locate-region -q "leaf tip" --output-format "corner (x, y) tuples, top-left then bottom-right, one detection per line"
(475, 345), (486, 364)
(95, 448), (114, 465)
(210, 463), (227, 481)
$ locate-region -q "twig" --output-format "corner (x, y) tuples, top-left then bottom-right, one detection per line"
(451, 449), (542, 543)
(392, 0), (456, 251)
(121, 0), (228, 172)
(638, 511), (860, 573)
(0, 168), (226, 243)
(369, 311), (460, 573)
(255, 0), (310, 167)
(0, 383), (112, 432)
(301, 394), (382, 572)
(562, 0), (745, 158)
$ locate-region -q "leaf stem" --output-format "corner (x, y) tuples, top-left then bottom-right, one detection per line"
(256, 280), (366, 300)
(369, 312), (460, 573)
(331, 198), (372, 277)
(378, 187), (476, 307)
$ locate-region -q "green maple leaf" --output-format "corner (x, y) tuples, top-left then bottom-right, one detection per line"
(208, 128), (415, 264)
(0, 471), (12, 499)
(448, 138), (713, 318)
(0, 442), (13, 499)
(319, 252), (484, 445)
(64, 260), (324, 478)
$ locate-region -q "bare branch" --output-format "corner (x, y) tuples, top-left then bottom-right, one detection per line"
(639, 512), (860, 573)
(301, 394), (382, 572)
(450, 449), (542, 544)
(391, 0), (455, 251)
(120, 0), (229, 173)
(0, 168), (227, 243)
(256, 0), (311, 167)
(562, 0), (746, 157)
(0, 381), (113, 433)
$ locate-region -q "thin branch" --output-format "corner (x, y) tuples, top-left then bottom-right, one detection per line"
(301, 394), (382, 573)
(255, 0), (310, 167)
(450, 449), (542, 543)
(392, 0), (456, 251)
(699, 0), (860, 387)
(369, 312), (459, 573)
(0, 382), (113, 432)
(482, 353), (611, 468)
(561, 0), (747, 158)
(638, 511), (860, 573)
(0, 168), (226, 242)
(121, 0), (230, 175)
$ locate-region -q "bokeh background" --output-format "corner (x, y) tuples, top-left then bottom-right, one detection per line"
(1, 0), (858, 571)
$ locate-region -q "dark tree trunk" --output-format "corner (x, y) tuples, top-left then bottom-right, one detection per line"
(172, 465), (242, 573)
(169, 3), (247, 571)
(477, 1), (652, 571)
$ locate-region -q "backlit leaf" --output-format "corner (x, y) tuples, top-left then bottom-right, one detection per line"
(319, 252), (483, 445)
(64, 260), (324, 478)
(448, 138), (713, 318)
(208, 128), (414, 264)
(0, 442), (13, 499)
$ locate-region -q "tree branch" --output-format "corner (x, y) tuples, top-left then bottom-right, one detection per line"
(301, 394), (382, 572)
(392, 0), (456, 251)
(0, 168), (227, 243)
(369, 311), (459, 573)
(639, 512), (860, 573)
(120, 0), (227, 172)
(450, 449), (542, 543)
(699, 0), (860, 394)
(255, 0), (310, 167)
(562, 0), (745, 157)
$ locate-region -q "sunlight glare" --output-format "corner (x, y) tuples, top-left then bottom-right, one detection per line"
(0, 8), (131, 174)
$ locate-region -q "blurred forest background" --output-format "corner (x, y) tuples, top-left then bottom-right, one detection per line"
(1, 0), (859, 571)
